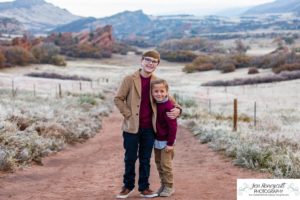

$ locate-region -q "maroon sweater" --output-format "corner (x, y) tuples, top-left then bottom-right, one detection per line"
(155, 99), (177, 146)
(139, 75), (153, 129)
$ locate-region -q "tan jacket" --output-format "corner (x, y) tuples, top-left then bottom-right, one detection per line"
(114, 69), (158, 133)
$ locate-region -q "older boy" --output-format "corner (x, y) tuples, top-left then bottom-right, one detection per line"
(114, 50), (180, 198)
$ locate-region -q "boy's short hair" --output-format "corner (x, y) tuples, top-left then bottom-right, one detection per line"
(151, 79), (169, 92)
(142, 50), (160, 63)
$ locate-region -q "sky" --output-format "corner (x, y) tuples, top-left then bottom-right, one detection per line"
(0, 0), (275, 18)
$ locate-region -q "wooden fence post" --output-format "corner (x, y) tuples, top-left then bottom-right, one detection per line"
(233, 98), (238, 131)
(58, 83), (62, 98)
(79, 81), (82, 91)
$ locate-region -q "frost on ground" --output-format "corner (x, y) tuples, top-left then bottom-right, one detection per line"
(179, 93), (300, 178)
(0, 89), (113, 171)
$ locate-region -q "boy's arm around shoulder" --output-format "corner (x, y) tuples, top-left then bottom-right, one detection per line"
(168, 95), (182, 117)
(164, 103), (178, 146)
(114, 76), (132, 118)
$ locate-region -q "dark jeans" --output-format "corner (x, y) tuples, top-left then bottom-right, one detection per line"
(123, 128), (155, 191)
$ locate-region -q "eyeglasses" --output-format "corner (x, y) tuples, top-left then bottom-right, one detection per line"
(143, 57), (159, 64)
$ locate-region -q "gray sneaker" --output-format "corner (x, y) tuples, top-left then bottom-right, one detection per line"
(156, 185), (165, 196)
(159, 186), (175, 197)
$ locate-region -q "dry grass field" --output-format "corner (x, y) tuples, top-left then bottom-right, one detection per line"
(1, 51), (300, 177)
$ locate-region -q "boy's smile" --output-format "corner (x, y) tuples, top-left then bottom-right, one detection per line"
(152, 83), (168, 102)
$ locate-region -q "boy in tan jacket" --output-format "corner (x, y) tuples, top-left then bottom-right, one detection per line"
(114, 50), (180, 198)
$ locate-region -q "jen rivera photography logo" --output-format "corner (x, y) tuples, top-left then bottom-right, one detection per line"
(237, 179), (300, 200)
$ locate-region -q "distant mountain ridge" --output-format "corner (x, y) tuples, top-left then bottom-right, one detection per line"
(0, 0), (81, 33)
(244, 0), (300, 15)
(53, 9), (300, 46)
(54, 10), (151, 39)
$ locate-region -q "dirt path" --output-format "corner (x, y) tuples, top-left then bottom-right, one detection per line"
(0, 111), (268, 200)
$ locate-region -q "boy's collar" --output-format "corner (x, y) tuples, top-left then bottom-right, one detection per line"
(155, 97), (169, 103)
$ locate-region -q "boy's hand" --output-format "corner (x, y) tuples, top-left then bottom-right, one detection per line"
(165, 145), (174, 153)
(166, 107), (180, 119)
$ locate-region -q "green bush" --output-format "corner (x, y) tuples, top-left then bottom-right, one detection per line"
(51, 55), (67, 66)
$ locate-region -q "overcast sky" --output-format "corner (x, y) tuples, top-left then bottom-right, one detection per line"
(1, 0), (275, 17)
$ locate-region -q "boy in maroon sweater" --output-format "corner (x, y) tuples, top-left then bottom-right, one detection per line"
(151, 79), (177, 197)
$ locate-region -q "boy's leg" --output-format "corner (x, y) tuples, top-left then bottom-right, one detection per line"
(160, 148), (175, 188)
(138, 128), (155, 192)
(122, 131), (139, 190)
(154, 148), (165, 195)
(154, 148), (164, 183)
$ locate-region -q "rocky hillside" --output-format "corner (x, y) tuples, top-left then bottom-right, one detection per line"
(0, 0), (81, 33)
(54, 10), (152, 39)
(243, 0), (300, 15)
(0, 17), (25, 34)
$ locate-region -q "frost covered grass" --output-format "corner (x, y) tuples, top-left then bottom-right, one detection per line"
(180, 96), (300, 178)
(0, 89), (113, 172)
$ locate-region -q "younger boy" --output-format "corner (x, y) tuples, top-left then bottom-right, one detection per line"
(151, 79), (177, 197)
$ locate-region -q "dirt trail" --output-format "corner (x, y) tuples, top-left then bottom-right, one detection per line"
(0, 111), (268, 200)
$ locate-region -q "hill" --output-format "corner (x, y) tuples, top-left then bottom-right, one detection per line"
(0, 0), (81, 33)
(243, 0), (300, 15)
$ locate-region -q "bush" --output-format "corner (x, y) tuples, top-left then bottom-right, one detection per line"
(0, 51), (5, 68)
(3, 46), (34, 66)
(51, 55), (66, 66)
(202, 70), (300, 86)
(231, 54), (252, 68)
(248, 67), (259, 74)
(26, 72), (91, 81)
(183, 64), (197, 73)
(197, 63), (214, 71)
(31, 43), (61, 64)
(221, 62), (236, 73)
(272, 63), (300, 74)
(159, 50), (198, 62)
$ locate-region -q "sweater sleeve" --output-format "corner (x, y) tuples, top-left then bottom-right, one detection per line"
(164, 104), (178, 146)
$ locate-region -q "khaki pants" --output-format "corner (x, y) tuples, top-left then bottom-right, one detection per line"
(154, 147), (174, 188)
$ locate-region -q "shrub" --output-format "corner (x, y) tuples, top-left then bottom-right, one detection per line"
(3, 46), (34, 66)
(192, 55), (213, 66)
(183, 64), (197, 73)
(231, 54), (252, 68)
(0, 51), (5, 68)
(31, 43), (61, 64)
(202, 70), (300, 86)
(248, 67), (259, 74)
(197, 63), (214, 71)
(221, 62), (236, 73)
(26, 72), (91, 81)
(50, 55), (66, 66)
(159, 50), (198, 62)
(251, 53), (288, 69)
(78, 95), (97, 105)
(272, 63), (300, 74)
